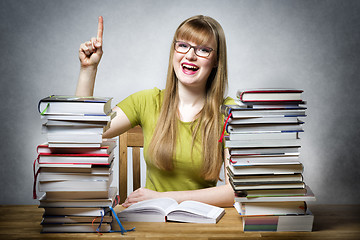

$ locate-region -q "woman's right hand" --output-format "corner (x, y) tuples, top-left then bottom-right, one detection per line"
(79, 16), (104, 68)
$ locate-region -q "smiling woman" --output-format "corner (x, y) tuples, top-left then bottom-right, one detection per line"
(76, 15), (235, 208)
(148, 16), (228, 180)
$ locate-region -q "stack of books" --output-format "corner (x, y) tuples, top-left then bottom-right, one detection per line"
(34, 95), (119, 233)
(222, 89), (316, 232)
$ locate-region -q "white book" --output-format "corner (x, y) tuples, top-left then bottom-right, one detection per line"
(41, 223), (111, 233)
(41, 110), (116, 122)
(39, 187), (118, 207)
(235, 186), (316, 202)
(38, 95), (112, 115)
(118, 197), (225, 224)
(234, 100), (304, 109)
(45, 190), (112, 200)
(228, 116), (303, 125)
(37, 139), (116, 154)
(48, 143), (101, 148)
(44, 119), (109, 127)
(227, 124), (303, 133)
(239, 210), (314, 232)
(227, 163), (303, 175)
(230, 156), (300, 166)
(230, 181), (305, 191)
(225, 139), (301, 148)
(230, 109), (306, 118)
(47, 133), (103, 144)
(229, 173), (303, 183)
(38, 151), (114, 164)
(230, 147), (300, 156)
(42, 125), (107, 135)
(39, 173), (113, 192)
(39, 162), (113, 174)
(43, 207), (108, 217)
(38, 172), (111, 181)
(41, 215), (113, 224)
(235, 201), (306, 216)
(229, 131), (299, 141)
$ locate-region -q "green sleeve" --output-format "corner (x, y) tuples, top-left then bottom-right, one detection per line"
(116, 88), (162, 128)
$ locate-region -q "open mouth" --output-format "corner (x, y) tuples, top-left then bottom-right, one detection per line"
(182, 63), (199, 75)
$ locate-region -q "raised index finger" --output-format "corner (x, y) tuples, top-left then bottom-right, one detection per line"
(97, 16), (104, 43)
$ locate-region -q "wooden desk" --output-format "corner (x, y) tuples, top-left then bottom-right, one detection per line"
(0, 204), (359, 239)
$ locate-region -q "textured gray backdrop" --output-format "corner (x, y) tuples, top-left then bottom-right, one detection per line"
(0, 0), (359, 204)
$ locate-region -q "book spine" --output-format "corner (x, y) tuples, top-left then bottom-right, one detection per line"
(39, 153), (110, 157)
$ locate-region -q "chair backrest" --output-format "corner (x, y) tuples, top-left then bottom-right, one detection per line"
(118, 125), (144, 203)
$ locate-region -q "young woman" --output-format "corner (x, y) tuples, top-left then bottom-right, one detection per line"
(76, 15), (235, 207)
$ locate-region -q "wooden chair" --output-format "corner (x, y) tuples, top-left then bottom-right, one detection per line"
(118, 125), (144, 203)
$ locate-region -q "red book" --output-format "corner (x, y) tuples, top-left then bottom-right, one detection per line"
(236, 89), (303, 103)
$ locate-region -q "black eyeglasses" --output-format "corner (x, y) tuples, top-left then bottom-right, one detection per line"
(174, 41), (214, 58)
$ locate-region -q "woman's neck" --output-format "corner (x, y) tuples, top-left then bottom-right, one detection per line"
(177, 82), (206, 122)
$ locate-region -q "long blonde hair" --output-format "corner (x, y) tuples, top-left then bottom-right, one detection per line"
(147, 15), (228, 181)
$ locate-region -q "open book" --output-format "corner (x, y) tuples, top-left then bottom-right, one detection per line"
(117, 197), (225, 224)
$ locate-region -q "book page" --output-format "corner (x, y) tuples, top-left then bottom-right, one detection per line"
(123, 197), (178, 215)
(171, 201), (223, 219)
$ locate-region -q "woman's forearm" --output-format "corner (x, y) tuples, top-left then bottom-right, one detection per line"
(75, 66), (97, 96)
(162, 184), (235, 207)
(123, 183), (235, 208)
(76, 17), (103, 97)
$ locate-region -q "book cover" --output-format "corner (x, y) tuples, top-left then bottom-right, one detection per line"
(236, 89), (303, 103)
(235, 201), (307, 216)
(38, 151), (114, 165)
(39, 187), (118, 208)
(38, 95), (113, 115)
(221, 105), (306, 118)
(234, 186), (316, 202)
(41, 223), (112, 233)
(38, 173), (113, 192)
(227, 163), (304, 176)
(230, 180), (305, 191)
(230, 155), (301, 166)
(37, 139), (116, 154)
(240, 210), (314, 232)
(40, 95), (112, 103)
(225, 138), (301, 149)
(41, 110), (116, 122)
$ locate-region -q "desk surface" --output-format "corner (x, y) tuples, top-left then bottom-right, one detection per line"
(0, 204), (359, 239)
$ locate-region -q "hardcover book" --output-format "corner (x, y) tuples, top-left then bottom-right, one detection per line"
(240, 210), (314, 232)
(38, 95), (112, 115)
(236, 89), (304, 103)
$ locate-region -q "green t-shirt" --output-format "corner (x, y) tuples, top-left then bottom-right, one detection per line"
(117, 88), (234, 192)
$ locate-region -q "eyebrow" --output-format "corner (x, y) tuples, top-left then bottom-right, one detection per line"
(177, 40), (213, 49)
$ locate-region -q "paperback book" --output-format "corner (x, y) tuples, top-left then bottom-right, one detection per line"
(117, 197), (225, 224)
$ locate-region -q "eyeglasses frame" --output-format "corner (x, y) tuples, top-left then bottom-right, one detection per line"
(173, 41), (215, 58)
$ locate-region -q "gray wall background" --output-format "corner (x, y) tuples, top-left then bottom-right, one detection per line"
(1, 0), (359, 205)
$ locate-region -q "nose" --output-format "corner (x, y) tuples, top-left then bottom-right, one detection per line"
(185, 47), (197, 60)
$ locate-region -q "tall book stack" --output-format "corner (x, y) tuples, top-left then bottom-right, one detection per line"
(222, 89), (316, 232)
(34, 95), (119, 233)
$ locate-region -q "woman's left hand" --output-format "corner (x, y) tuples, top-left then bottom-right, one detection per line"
(122, 187), (163, 208)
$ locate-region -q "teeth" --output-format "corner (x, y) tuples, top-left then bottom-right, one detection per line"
(182, 64), (199, 70)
